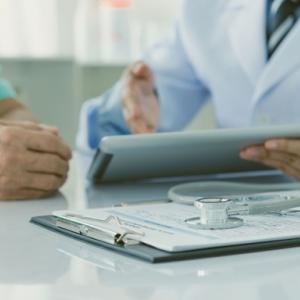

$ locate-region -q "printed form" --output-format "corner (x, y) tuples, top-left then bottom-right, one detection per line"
(54, 203), (300, 252)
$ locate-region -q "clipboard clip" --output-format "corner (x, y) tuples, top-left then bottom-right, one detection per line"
(56, 214), (144, 246)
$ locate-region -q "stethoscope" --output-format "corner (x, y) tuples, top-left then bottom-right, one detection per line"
(168, 181), (300, 230)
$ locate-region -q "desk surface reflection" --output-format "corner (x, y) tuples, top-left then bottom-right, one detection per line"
(1, 154), (300, 300)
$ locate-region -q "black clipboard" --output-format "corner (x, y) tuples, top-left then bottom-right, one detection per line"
(30, 215), (300, 263)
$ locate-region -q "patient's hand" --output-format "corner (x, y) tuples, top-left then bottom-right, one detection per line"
(122, 61), (159, 134)
(240, 139), (300, 180)
(0, 121), (72, 200)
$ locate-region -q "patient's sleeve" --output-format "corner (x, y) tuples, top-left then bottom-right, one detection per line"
(0, 79), (17, 101)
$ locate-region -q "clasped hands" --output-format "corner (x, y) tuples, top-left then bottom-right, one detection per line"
(0, 120), (71, 200)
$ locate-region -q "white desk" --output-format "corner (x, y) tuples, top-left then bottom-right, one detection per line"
(1, 154), (300, 300)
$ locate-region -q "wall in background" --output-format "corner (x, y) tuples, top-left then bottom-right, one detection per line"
(0, 0), (181, 61)
(0, 59), (126, 147)
(0, 59), (79, 146)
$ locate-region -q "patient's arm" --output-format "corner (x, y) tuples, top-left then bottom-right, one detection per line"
(0, 98), (72, 200)
(0, 98), (36, 122)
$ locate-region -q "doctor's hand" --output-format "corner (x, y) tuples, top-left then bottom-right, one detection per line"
(240, 139), (300, 180)
(122, 61), (160, 134)
(0, 121), (72, 200)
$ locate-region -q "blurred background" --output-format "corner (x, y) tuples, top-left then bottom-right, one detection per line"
(0, 0), (213, 147)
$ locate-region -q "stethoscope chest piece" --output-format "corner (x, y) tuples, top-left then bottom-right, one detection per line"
(185, 198), (244, 230)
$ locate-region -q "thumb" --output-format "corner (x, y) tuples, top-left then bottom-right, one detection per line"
(131, 62), (152, 79)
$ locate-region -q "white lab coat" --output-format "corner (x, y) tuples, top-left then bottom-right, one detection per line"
(171, 0), (300, 128)
(77, 0), (300, 152)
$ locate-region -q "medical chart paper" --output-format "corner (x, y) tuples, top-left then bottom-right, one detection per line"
(53, 203), (300, 253)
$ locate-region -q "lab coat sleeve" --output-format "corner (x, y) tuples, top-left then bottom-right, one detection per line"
(144, 24), (210, 132)
(76, 25), (210, 154)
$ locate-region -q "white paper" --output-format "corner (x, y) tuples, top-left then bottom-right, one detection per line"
(54, 203), (300, 252)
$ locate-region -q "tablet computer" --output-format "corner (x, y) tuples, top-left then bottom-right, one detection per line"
(87, 125), (300, 183)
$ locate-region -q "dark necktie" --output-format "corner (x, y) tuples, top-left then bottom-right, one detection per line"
(267, 0), (300, 58)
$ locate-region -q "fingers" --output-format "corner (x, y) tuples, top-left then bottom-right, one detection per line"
(240, 140), (300, 180)
(261, 150), (300, 169)
(0, 120), (41, 131)
(265, 139), (300, 156)
(122, 92), (152, 134)
(0, 123), (70, 201)
(0, 172), (66, 199)
(123, 91), (142, 121)
(123, 63), (152, 119)
(20, 173), (66, 191)
(23, 130), (72, 160)
(123, 102), (156, 134)
(130, 61), (153, 80)
(240, 141), (300, 167)
(0, 149), (68, 200)
(0, 189), (55, 201)
(122, 62), (158, 134)
(23, 152), (69, 177)
(254, 157), (300, 180)
(240, 145), (300, 168)
(0, 120), (60, 137)
(123, 108), (154, 134)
